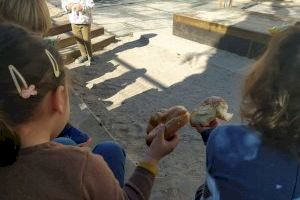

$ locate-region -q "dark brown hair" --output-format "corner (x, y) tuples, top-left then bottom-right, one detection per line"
(0, 24), (65, 167)
(241, 24), (300, 156)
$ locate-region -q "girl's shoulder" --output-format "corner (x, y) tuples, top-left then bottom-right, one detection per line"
(209, 124), (261, 143)
(47, 142), (93, 159)
(207, 124), (262, 160)
(20, 142), (93, 163)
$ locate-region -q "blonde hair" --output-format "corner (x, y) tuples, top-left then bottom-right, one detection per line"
(241, 24), (300, 156)
(0, 0), (51, 35)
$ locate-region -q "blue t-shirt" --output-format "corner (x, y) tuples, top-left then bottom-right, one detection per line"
(204, 125), (300, 200)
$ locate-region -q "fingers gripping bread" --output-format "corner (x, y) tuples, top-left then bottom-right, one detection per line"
(190, 96), (233, 127)
(146, 106), (189, 146)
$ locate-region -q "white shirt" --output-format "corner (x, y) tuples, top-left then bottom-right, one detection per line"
(62, 0), (95, 24)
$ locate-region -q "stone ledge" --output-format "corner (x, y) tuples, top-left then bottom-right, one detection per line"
(173, 9), (295, 58)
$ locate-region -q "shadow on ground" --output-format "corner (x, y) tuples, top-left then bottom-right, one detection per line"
(67, 3), (292, 199)
(69, 29), (245, 200)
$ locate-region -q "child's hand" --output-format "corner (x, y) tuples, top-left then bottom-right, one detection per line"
(144, 124), (179, 165)
(194, 119), (219, 134)
(78, 138), (93, 147)
(74, 4), (84, 12)
(66, 3), (75, 10)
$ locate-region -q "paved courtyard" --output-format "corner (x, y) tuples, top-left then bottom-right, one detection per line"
(48, 1), (299, 199)
(49, 0), (299, 36)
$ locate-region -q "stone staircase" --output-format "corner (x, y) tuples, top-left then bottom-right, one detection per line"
(46, 20), (115, 64)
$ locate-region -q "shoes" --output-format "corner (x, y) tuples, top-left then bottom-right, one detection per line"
(87, 57), (96, 66)
(74, 56), (88, 64)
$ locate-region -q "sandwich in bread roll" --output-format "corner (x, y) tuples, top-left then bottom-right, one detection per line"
(146, 106), (190, 146)
(190, 96), (233, 127)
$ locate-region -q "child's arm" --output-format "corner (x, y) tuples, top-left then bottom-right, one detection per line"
(194, 120), (219, 146)
(83, 152), (155, 199)
(73, 0), (94, 13)
(81, 0), (95, 12)
(62, 0), (74, 12)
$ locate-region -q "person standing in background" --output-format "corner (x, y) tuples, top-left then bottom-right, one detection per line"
(62, 0), (95, 66)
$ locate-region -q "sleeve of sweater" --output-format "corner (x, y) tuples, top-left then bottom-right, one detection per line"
(61, 0), (69, 12)
(200, 128), (213, 146)
(194, 128), (220, 200)
(82, 0), (95, 11)
(82, 152), (155, 200)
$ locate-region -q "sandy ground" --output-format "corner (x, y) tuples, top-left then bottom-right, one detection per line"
(47, 0), (299, 199)
(67, 29), (252, 199)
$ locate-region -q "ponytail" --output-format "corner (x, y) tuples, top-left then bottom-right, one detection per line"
(0, 121), (20, 167)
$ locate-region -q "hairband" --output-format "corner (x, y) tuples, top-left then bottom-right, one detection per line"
(8, 49), (60, 99)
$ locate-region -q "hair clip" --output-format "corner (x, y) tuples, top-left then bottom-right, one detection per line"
(20, 85), (38, 99)
(45, 49), (60, 78)
(8, 65), (38, 99)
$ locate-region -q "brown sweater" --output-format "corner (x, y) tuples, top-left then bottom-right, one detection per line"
(0, 142), (155, 200)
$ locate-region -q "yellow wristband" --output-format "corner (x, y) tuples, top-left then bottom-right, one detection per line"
(138, 161), (159, 175)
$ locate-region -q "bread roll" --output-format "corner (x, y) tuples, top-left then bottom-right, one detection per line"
(165, 113), (190, 139)
(190, 96), (233, 127)
(146, 106), (189, 146)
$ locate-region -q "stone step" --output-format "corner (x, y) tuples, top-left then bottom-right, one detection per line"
(46, 20), (71, 36)
(173, 9), (296, 58)
(56, 26), (104, 49)
(60, 34), (116, 64)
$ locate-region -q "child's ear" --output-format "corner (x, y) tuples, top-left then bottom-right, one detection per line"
(51, 86), (68, 113)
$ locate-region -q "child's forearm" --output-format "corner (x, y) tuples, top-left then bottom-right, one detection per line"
(73, 3), (83, 12)
(200, 128), (214, 146)
(62, 1), (71, 11)
(81, 0), (95, 11)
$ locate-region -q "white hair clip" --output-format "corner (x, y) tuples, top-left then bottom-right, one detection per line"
(45, 49), (60, 78)
(8, 65), (38, 99)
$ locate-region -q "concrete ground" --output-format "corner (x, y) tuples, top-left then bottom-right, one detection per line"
(49, 0), (299, 36)
(68, 29), (252, 200)
(47, 1), (299, 199)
